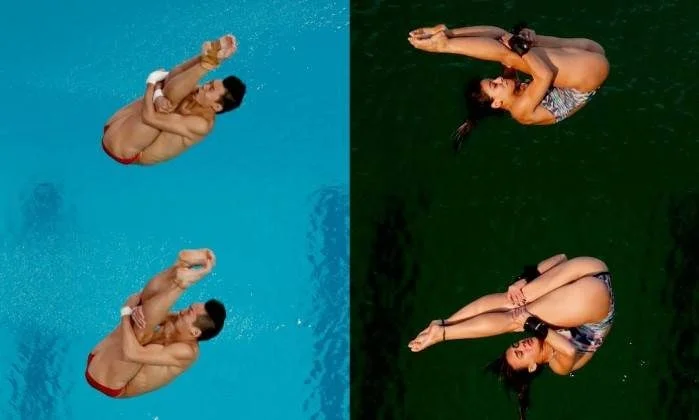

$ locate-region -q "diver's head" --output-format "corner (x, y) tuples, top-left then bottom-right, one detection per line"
(486, 339), (545, 419)
(174, 299), (227, 342)
(453, 78), (510, 149)
(505, 337), (543, 372)
(476, 76), (517, 110)
(195, 76), (246, 114)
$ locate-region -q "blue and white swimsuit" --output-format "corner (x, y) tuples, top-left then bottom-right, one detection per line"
(540, 86), (598, 123)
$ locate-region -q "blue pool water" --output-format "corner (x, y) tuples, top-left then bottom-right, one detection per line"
(0, 1), (348, 419)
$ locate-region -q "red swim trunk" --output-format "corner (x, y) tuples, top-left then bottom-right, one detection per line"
(102, 124), (141, 165)
(85, 353), (126, 398)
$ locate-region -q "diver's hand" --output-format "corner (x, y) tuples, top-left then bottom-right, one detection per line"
(130, 306), (147, 329)
(154, 95), (175, 113)
(507, 279), (528, 307)
(518, 28), (536, 44)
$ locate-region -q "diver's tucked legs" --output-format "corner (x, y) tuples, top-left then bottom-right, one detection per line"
(161, 35), (236, 105)
(161, 55), (203, 94)
(441, 255), (570, 323)
(162, 62), (209, 106)
(408, 311), (519, 352)
(445, 311), (518, 339)
(137, 250), (213, 331)
(103, 104), (163, 158)
(409, 34), (523, 69)
(444, 293), (514, 323)
(138, 250), (210, 303)
(533, 35), (605, 55)
(138, 267), (176, 304)
(521, 257), (605, 304)
(523, 276), (609, 327)
(409, 274), (609, 352)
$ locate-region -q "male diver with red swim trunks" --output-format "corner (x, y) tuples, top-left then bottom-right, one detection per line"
(101, 34), (246, 166)
(85, 249), (226, 398)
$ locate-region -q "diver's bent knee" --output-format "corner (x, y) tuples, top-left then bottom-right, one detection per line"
(569, 256), (607, 271)
(583, 39), (605, 55)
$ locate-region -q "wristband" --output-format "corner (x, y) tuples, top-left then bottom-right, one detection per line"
(146, 69), (169, 85)
(120, 306), (133, 317)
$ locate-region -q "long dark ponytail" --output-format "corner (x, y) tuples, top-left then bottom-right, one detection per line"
(452, 78), (507, 152)
(486, 352), (543, 420)
(452, 21), (529, 153)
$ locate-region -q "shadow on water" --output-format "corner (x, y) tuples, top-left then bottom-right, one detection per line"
(351, 192), (428, 419)
(659, 193), (699, 419)
(2, 182), (74, 419)
(304, 185), (350, 419)
(6, 181), (75, 245)
(7, 326), (71, 420)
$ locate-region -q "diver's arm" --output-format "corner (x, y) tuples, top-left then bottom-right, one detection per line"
(547, 337), (577, 375)
(522, 315), (576, 373)
(141, 83), (210, 138)
(549, 352), (576, 375)
(544, 330), (577, 359)
(121, 315), (195, 368)
(510, 49), (555, 117)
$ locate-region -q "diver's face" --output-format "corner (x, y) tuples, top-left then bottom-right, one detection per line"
(175, 303), (207, 338)
(505, 337), (541, 371)
(480, 77), (515, 108)
(196, 80), (226, 111)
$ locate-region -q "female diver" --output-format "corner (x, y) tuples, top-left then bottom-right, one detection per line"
(408, 255), (615, 419)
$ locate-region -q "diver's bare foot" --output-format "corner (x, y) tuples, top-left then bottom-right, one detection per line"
(200, 35), (237, 69)
(177, 249), (215, 267)
(408, 30), (448, 53)
(408, 323), (444, 352)
(409, 24), (447, 40)
(174, 249), (215, 288)
(175, 258), (213, 288)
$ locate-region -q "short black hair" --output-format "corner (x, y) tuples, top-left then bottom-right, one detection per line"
(218, 76), (246, 114)
(196, 299), (227, 341)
